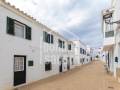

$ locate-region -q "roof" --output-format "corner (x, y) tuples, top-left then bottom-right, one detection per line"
(73, 40), (87, 47)
(0, 0), (68, 41)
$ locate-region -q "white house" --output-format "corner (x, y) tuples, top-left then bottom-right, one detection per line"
(102, 0), (120, 82)
(73, 40), (91, 66)
(0, 0), (77, 90)
(0, 0), (45, 89)
(0, 0), (94, 89)
(86, 46), (93, 63)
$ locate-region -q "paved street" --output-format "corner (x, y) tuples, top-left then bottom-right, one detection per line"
(19, 61), (120, 90)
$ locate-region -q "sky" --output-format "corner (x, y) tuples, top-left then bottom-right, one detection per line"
(6, 0), (110, 48)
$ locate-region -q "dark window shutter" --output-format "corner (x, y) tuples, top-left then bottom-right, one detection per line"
(43, 31), (46, 41)
(63, 41), (65, 48)
(45, 32), (48, 42)
(7, 17), (14, 35)
(47, 34), (50, 43)
(51, 35), (54, 44)
(26, 25), (32, 40)
(43, 31), (48, 42)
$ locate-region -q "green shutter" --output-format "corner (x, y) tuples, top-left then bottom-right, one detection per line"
(43, 31), (48, 42)
(43, 31), (45, 41)
(7, 17), (14, 35)
(51, 35), (54, 44)
(47, 34), (50, 43)
(43, 31), (47, 42)
(26, 25), (32, 40)
(63, 41), (65, 48)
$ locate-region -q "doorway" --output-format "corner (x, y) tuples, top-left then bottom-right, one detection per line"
(59, 58), (63, 72)
(67, 57), (70, 70)
(14, 55), (26, 86)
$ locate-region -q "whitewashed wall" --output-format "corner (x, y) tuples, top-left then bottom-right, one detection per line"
(0, 1), (81, 90)
(0, 5), (44, 90)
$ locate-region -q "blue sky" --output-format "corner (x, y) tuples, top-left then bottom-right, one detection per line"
(6, 0), (110, 48)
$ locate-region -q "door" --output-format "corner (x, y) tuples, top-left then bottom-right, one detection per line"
(14, 55), (26, 86)
(108, 53), (110, 68)
(67, 57), (70, 70)
(59, 58), (62, 72)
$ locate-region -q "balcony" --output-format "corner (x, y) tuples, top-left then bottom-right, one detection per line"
(105, 31), (114, 38)
(103, 31), (115, 51)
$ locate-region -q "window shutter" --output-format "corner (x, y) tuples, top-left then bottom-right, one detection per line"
(51, 35), (54, 44)
(26, 25), (32, 40)
(47, 34), (50, 43)
(7, 17), (14, 35)
(45, 32), (48, 42)
(63, 41), (65, 48)
(43, 31), (48, 42)
(43, 31), (46, 41)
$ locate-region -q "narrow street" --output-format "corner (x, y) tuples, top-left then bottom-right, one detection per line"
(19, 61), (120, 90)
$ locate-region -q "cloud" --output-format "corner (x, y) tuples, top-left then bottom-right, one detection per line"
(6, 0), (110, 48)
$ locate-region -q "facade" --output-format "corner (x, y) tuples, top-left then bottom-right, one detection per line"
(102, 0), (120, 82)
(92, 47), (105, 61)
(0, 0), (92, 90)
(74, 40), (92, 66)
(86, 46), (93, 62)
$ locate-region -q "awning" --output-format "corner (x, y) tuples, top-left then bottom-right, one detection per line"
(103, 44), (114, 51)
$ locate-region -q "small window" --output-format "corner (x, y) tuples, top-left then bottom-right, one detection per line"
(28, 61), (34, 66)
(45, 62), (52, 71)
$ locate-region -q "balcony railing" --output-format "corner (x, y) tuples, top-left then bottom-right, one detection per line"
(105, 31), (114, 38)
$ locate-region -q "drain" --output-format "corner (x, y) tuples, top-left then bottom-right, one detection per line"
(108, 86), (114, 89)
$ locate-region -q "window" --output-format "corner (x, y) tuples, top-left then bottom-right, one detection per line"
(68, 44), (71, 50)
(7, 17), (32, 40)
(14, 57), (24, 72)
(45, 62), (52, 71)
(43, 31), (54, 44)
(28, 61), (34, 67)
(58, 39), (62, 48)
(14, 21), (25, 38)
(87, 54), (90, 56)
(58, 39), (65, 48)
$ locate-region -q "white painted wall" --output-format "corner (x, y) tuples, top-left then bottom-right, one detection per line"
(73, 40), (91, 66)
(0, 5), (44, 90)
(102, 0), (120, 79)
(0, 2), (77, 90)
